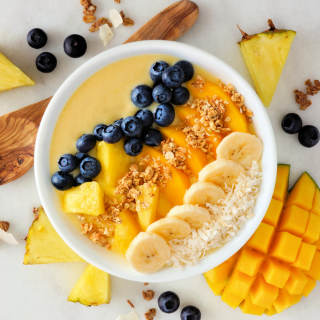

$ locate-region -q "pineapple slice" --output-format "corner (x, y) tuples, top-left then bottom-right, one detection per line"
(24, 207), (84, 264)
(68, 264), (111, 306)
(238, 20), (296, 107)
(0, 52), (35, 92)
(63, 181), (105, 216)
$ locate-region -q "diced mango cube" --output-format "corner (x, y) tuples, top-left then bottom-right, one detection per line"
(284, 267), (308, 295)
(63, 182), (105, 216)
(263, 198), (283, 228)
(272, 164), (290, 202)
(311, 186), (320, 216)
(305, 250), (320, 280)
(285, 172), (316, 211)
(301, 213), (320, 244)
(315, 237), (320, 251)
(264, 306), (277, 316)
(290, 242), (316, 270)
(278, 205), (309, 236)
(273, 288), (302, 313)
(261, 258), (290, 288)
(269, 232), (302, 263)
(136, 185), (159, 231)
(221, 290), (244, 309)
(247, 222), (275, 254)
(236, 247), (265, 276)
(240, 295), (265, 316)
(204, 276), (225, 296)
(302, 275), (317, 297)
(225, 270), (256, 299)
(250, 275), (279, 309)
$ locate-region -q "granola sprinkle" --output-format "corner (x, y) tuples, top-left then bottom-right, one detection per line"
(0, 221), (10, 232)
(145, 308), (156, 320)
(114, 0), (121, 3)
(89, 21), (100, 32)
(143, 290), (155, 301)
(294, 89), (312, 110)
(127, 300), (134, 308)
(120, 11), (134, 26)
(98, 17), (113, 28)
(305, 79), (320, 96)
(191, 75), (205, 91)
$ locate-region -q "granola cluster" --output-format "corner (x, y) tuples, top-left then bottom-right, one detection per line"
(142, 290), (155, 301)
(191, 75), (205, 91)
(120, 11), (135, 26)
(294, 79), (320, 110)
(161, 139), (190, 174)
(145, 308), (156, 320)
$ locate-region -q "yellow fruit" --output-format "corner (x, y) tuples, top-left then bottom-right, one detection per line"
(24, 207), (84, 264)
(63, 182), (105, 216)
(0, 52), (35, 92)
(238, 20), (296, 107)
(157, 192), (173, 219)
(94, 140), (131, 197)
(204, 164), (320, 315)
(136, 185), (160, 231)
(68, 264), (111, 306)
(111, 210), (141, 255)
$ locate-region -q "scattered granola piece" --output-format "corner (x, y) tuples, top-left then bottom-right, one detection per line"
(143, 290), (155, 301)
(89, 21), (100, 32)
(305, 79), (320, 96)
(294, 89), (312, 110)
(145, 308), (156, 320)
(127, 300), (134, 308)
(120, 11), (125, 19)
(114, 0), (121, 3)
(83, 14), (96, 24)
(98, 17), (113, 28)
(191, 75), (205, 91)
(0, 221), (10, 232)
(83, 4), (97, 15)
(120, 11), (134, 26)
(144, 283), (149, 286)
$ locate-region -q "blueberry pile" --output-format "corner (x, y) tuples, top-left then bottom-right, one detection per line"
(27, 28), (87, 73)
(158, 291), (201, 320)
(281, 113), (319, 147)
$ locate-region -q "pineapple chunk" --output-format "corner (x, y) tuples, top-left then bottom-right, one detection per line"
(24, 207), (84, 264)
(238, 20), (296, 107)
(63, 182), (104, 216)
(68, 264), (111, 306)
(0, 52), (35, 92)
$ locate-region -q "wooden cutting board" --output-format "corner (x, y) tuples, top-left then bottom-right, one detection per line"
(0, 0), (199, 186)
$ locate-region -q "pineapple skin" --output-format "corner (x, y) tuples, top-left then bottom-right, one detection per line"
(239, 30), (296, 107)
(23, 207), (84, 264)
(68, 264), (111, 306)
(0, 52), (35, 92)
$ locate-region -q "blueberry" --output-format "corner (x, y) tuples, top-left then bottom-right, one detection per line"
(150, 61), (169, 83)
(174, 60), (194, 82)
(141, 128), (163, 146)
(75, 152), (89, 165)
(121, 116), (143, 137)
(76, 134), (96, 153)
(123, 138), (143, 156)
(281, 113), (303, 134)
(131, 85), (153, 108)
(152, 84), (172, 104)
(93, 124), (108, 141)
(64, 34), (87, 58)
(158, 291), (180, 314)
(36, 52), (57, 73)
(79, 157), (101, 179)
(102, 124), (123, 144)
(171, 87), (190, 105)
(74, 174), (92, 186)
(58, 154), (77, 173)
(180, 306), (201, 320)
(51, 171), (74, 191)
(114, 118), (123, 127)
(298, 125), (320, 148)
(162, 65), (185, 89)
(27, 28), (47, 49)
(135, 109), (154, 128)
(154, 103), (175, 127)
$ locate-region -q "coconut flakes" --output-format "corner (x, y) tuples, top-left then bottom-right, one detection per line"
(167, 161), (262, 269)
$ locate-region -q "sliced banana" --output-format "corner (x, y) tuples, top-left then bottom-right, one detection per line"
(126, 232), (170, 273)
(146, 217), (191, 241)
(183, 182), (225, 206)
(216, 132), (263, 168)
(199, 159), (245, 189)
(167, 204), (210, 229)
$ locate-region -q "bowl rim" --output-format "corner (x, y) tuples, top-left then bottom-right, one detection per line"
(35, 40), (277, 283)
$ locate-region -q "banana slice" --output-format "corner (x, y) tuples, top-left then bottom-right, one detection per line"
(216, 132), (263, 168)
(183, 182), (225, 206)
(126, 232), (170, 273)
(199, 159), (245, 189)
(146, 217), (191, 241)
(167, 204), (210, 229)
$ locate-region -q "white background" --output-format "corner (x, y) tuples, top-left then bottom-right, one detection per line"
(1, 0), (320, 319)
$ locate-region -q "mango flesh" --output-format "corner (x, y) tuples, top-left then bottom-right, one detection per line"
(203, 165), (320, 315)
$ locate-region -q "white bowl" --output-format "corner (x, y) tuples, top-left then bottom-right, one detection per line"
(35, 40), (277, 283)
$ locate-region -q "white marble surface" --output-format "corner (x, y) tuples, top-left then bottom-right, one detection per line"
(1, 0), (320, 319)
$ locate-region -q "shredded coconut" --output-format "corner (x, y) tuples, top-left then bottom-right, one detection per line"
(167, 161), (262, 269)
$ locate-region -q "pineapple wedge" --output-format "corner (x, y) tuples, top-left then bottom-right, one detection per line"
(68, 264), (111, 306)
(238, 20), (296, 107)
(24, 207), (84, 264)
(0, 52), (35, 92)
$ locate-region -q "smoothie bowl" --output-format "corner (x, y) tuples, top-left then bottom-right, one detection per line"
(34, 41), (277, 282)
